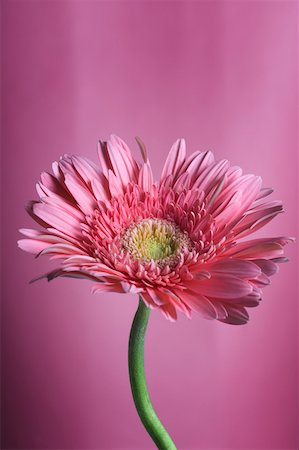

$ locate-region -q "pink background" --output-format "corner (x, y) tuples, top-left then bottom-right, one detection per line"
(2, 1), (298, 449)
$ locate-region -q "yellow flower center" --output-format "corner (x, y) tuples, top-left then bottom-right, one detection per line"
(122, 219), (191, 264)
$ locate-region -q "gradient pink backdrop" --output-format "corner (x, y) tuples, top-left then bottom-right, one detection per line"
(1, 1), (298, 449)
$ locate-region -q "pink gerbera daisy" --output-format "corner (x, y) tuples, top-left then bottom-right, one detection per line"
(18, 135), (292, 324)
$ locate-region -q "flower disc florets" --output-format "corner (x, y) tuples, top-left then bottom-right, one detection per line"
(122, 219), (192, 267)
(18, 134), (292, 324)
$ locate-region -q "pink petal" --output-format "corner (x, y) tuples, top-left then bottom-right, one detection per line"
(91, 175), (110, 202)
(71, 155), (100, 185)
(92, 282), (128, 294)
(138, 162), (154, 193)
(110, 134), (139, 180)
(64, 173), (97, 215)
(205, 259), (261, 279)
(17, 239), (50, 254)
(252, 259), (278, 276)
(19, 228), (44, 238)
(159, 302), (178, 322)
(42, 196), (85, 221)
(97, 141), (112, 178)
(185, 275), (253, 299)
(108, 170), (123, 197)
(38, 243), (86, 257)
(161, 139), (186, 182)
(32, 203), (82, 238)
(233, 203), (283, 239)
(40, 172), (71, 199)
(177, 150), (215, 182)
(224, 237), (292, 259)
(219, 305), (249, 325)
(255, 187), (274, 200)
(193, 159), (230, 193)
(144, 288), (166, 306)
(98, 135), (139, 185)
(222, 289), (261, 307)
(177, 290), (218, 319)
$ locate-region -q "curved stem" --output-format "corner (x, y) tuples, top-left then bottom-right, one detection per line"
(128, 298), (177, 450)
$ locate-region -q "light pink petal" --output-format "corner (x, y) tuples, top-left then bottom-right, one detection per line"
(26, 201), (50, 228)
(71, 155), (100, 185)
(19, 229), (74, 246)
(107, 141), (132, 186)
(98, 135), (139, 185)
(173, 172), (191, 192)
(186, 275), (253, 299)
(17, 239), (50, 254)
(222, 288), (261, 307)
(255, 187), (274, 201)
(63, 255), (96, 264)
(91, 176), (110, 202)
(161, 139), (186, 182)
(145, 288), (166, 306)
(38, 244), (86, 257)
(177, 150), (215, 182)
(110, 134), (139, 179)
(33, 203), (82, 238)
(40, 172), (71, 199)
(140, 292), (156, 309)
(19, 228), (44, 238)
(237, 176), (263, 212)
(108, 170), (124, 197)
(224, 237), (293, 259)
(58, 156), (79, 178)
(214, 175), (262, 219)
(92, 282), (128, 294)
(120, 282), (143, 294)
(80, 262), (126, 280)
(146, 288), (192, 318)
(205, 175), (226, 208)
(159, 302), (178, 322)
(232, 203), (283, 239)
(42, 196), (85, 221)
(193, 159), (230, 192)
(205, 259), (261, 279)
(177, 290), (218, 319)
(51, 161), (63, 181)
(46, 227), (86, 247)
(64, 173), (97, 215)
(138, 162), (154, 193)
(213, 191), (243, 226)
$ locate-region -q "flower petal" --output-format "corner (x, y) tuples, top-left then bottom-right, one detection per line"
(205, 259), (261, 279)
(185, 275), (253, 299)
(219, 305), (249, 325)
(64, 173), (97, 215)
(161, 139), (186, 182)
(138, 162), (154, 193)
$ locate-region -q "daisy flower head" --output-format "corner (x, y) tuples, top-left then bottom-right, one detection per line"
(18, 135), (292, 324)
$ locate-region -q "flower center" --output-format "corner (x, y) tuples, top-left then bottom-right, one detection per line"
(122, 219), (191, 264)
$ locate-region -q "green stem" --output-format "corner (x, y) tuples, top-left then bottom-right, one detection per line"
(128, 298), (177, 450)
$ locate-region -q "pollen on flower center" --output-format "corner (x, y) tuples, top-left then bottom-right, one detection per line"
(122, 219), (191, 264)
(122, 219), (191, 263)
